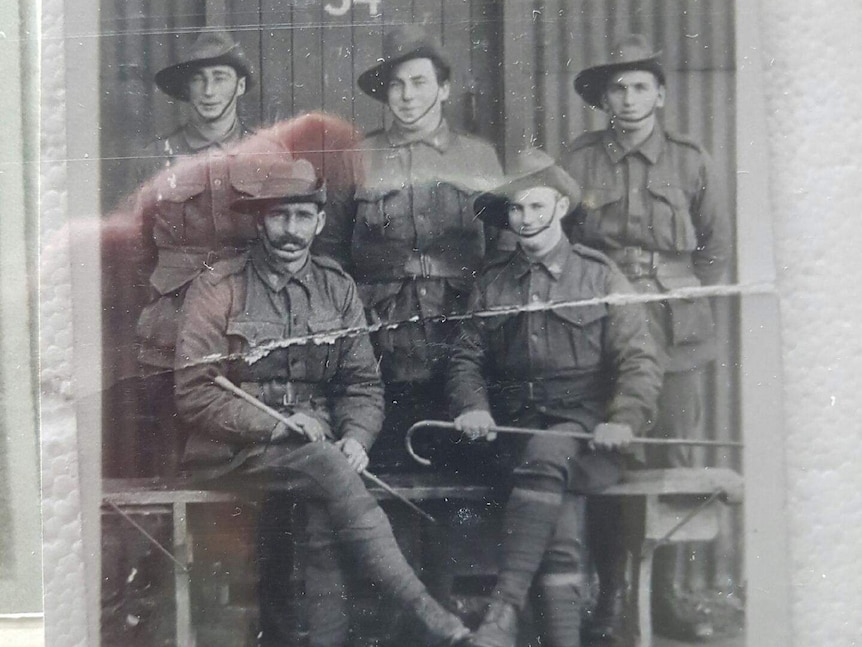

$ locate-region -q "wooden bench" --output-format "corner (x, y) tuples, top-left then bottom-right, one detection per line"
(102, 467), (742, 647)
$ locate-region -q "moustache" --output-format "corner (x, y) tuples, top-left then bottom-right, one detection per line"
(270, 234), (308, 248)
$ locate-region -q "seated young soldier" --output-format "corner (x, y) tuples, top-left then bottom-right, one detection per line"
(174, 157), (471, 647)
(446, 149), (662, 647)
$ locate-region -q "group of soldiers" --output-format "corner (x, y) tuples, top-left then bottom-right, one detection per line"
(122, 23), (730, 647)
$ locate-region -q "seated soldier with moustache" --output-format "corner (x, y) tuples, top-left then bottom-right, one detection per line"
(446, 150), (662, 647)
(174, 157), (471, 647)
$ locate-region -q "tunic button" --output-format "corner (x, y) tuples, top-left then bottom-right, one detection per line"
(531, 294), (540, 302)
(213, 179), (222, 187)
(419, 287), (427, 297)
(530, 333), (539, 342)
(537, 405), (547, 413)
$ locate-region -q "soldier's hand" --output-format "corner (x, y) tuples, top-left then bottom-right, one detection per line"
(284, 412), (326, 443)
(454, 410), (498, 442)
(270, 421), (293, 443)
(592, 422), (634, 451)
(335, 438), (369, 473)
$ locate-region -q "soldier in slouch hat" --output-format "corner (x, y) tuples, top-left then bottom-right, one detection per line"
(448, 149), (661, 647)
(315, 24), (504, 471)
(175, 157), (471, 647)
(563, 34), (732, 643)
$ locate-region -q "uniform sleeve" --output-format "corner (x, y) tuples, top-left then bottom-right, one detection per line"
(691, 153), (732, 286)
(603, 267), (663, 432)
(174, 275), (279, 445)
(327, 279), (385, 450)
(446, 286), (493, 417)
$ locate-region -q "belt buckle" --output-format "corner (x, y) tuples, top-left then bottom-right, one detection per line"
(621, 246), (642, 261)
(281, 382), (296, 407)
(620, 246), (644, 278)
(204, 250), (217, 269)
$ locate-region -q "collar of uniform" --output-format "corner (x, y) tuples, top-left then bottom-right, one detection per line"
(182, 117), (245, 152)
(512, 236), (570, 280)
(602, 121), (664, 164)
(385, 118), (453, 152)
(250, 243), (312, 293)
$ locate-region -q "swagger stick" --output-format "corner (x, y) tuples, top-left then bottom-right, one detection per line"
(406, 420), (745, 467)
(213, 376), (437, 523)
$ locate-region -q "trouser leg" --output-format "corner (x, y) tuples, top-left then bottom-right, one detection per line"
(585, 496), (631, 643)
(257, 494), (299, 646)
(492, 434), (572, 610)
(649, 368), (704, 603)
(647, 368), (714, 640)
(139, 370), (185, 477)
(305, 506), (349, 647)
(534, 494), (588, 647)
(237, 442), (466, 645)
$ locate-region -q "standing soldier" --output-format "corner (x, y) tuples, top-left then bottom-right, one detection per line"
(132, 31), (258, 474)
(447, 149), (661, 647)
(147, 30), (254, 172)
(315, 25), (503, 468)
(563, 34), (732, 642)
(174, 158), (471, 647)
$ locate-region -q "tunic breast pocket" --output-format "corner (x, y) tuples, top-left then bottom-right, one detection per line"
(305, 316), (344, 381)
(355, 187), (410, 239)
(547, 304), (608, 369)
(225, 319), (288, 382)
(481, 312), (518, 370)
(646, 182), (697, 251)
(154, 175), (208, 244)
(580, 187), (624, 244)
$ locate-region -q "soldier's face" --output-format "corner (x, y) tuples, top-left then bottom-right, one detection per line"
(386, 58), (450, 131)
(187, 65), (246, 123)
(507, 186), (568, 253)
(259, 202), (326, 266)
(602, 70), (665, 129)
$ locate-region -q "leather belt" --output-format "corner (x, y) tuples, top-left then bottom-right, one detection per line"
(240, 380), (326, 407)
(493, 377), (608, 404)
(605, 246), (692, 279)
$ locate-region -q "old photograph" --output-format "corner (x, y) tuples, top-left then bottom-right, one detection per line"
(44, 1), (776, 645)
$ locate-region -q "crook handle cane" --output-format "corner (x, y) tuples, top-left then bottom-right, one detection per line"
(405, 420), (744, 467)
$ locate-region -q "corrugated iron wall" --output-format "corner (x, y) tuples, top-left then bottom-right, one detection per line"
(502, 0), (741, 591)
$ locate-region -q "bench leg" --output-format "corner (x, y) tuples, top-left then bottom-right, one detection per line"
(173, 501), (195, 647)
(636, 540), (657, 647)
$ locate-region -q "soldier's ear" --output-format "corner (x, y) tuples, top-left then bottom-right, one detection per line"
(656, 83), (665, 109)
(600, 91), (611, 113)
(556, 195), (571, 215)
(236, 76), (247, 97)
(438, 80), (451, 103)
(314, 209), (327, 236)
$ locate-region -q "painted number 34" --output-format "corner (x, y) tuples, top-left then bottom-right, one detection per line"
(324, 0), (381, 17)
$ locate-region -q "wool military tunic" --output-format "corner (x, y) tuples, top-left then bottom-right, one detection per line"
(317, 119), (503, 384)
(135, 119), (257, 371)
(562, 124), (731, 371)
(447, 240), (661, 441)
(175, 245), (384, 466)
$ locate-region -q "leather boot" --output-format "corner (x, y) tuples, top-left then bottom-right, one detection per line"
(652, 546), (713, 642)
(583, 586), (631, 646)
(470, 599), (519, 647)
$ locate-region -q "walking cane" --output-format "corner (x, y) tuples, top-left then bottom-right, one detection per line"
(405, 420), (744, 467)
(213, 376), (437, 523)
